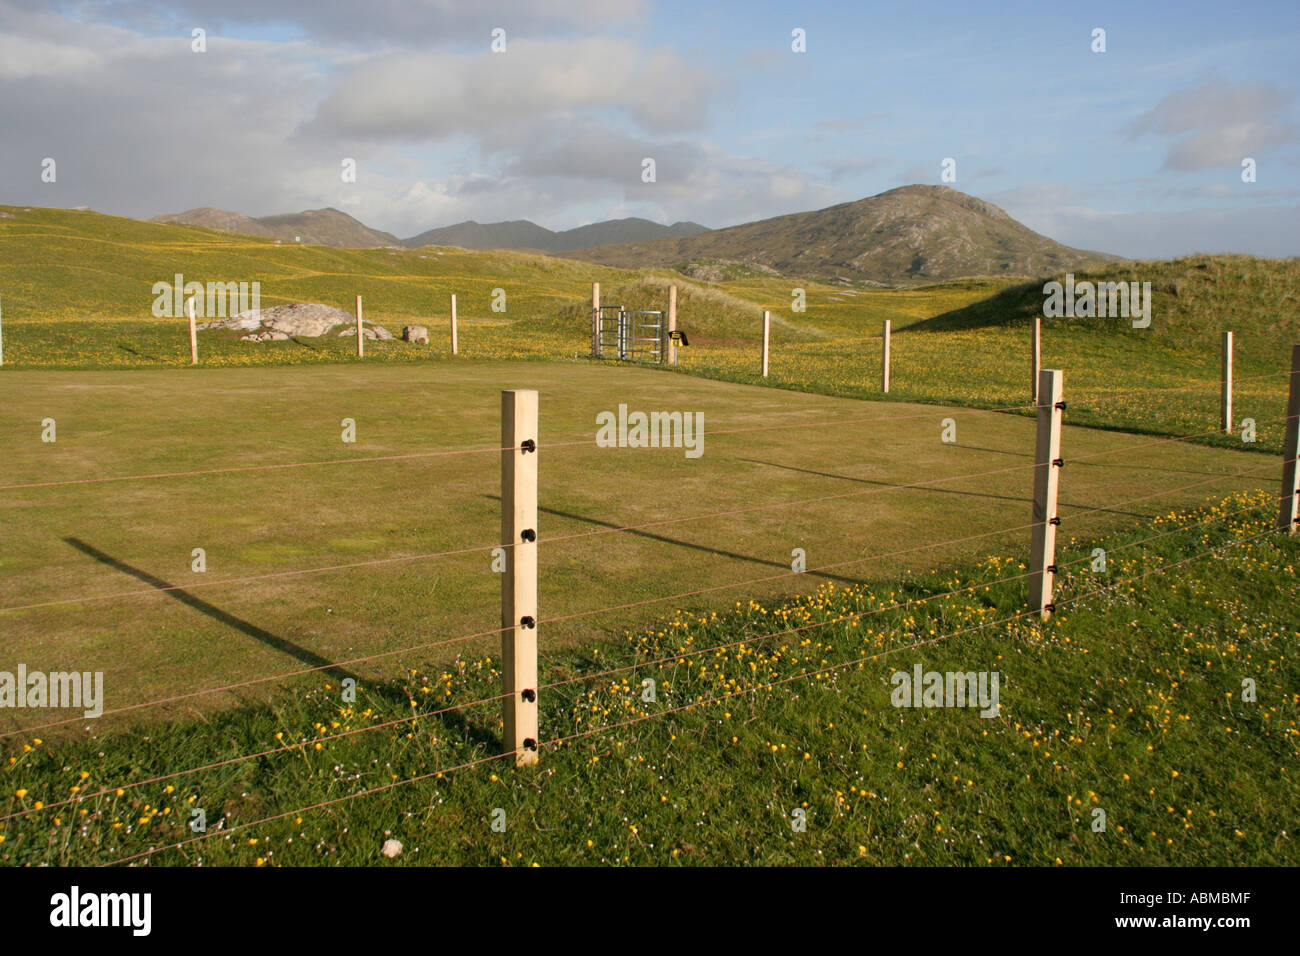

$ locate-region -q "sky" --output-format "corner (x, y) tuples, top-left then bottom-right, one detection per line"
(1, 0), (1297, 258)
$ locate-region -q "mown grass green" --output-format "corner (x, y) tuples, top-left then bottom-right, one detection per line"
(1, 490), (1294, 866)
(3, 361), (1265, 737)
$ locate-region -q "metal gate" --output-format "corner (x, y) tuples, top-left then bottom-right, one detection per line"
(593, 306), (667, 364)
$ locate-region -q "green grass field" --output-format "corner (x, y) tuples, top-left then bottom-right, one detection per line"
(1, 488), (1294, 865)
(2, 360), (1272, 735)
(0, 205), (1296, 866)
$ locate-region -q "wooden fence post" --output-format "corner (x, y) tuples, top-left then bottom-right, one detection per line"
(501, 389), (540, 766)
(1221, 331), (1234, 433)
(667, 285), (678, 366)
(882, 319), (891, 393)
(1279, 344), (1300, 535)
(0, 294), (5, 367)
(1028, 368), (1064, 618)
(187, 296), (199, 365)
(591, 283), (600, 358)
(1031, 316), (1041, 404)
(761, 310), (770, 378)
(355, 295), (364, 358)
(450, 294), (459, 355)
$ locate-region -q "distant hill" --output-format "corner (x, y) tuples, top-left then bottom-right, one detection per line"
(402, 217), (709, 252)
(565, 185), (1118, 285)
(152, 207), (708, 252)
(153, 207), (276, 238)
(400, 219), (558, 251)
(153, 207), (403, 248)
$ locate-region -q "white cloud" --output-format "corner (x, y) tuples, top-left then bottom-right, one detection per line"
(1129, 80), (1296, 172)
(306, 38), (716, 141)
(0, 33), (106, 80)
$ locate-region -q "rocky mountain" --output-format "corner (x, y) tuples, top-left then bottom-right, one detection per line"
(563, 185), (1117, 284)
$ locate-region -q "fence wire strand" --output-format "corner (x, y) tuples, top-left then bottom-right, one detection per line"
(3, 484), (1282, 824)
(96, 521), (1283, 867)
(10, 364), (1287, 495)
(1, 423), (1283, 735)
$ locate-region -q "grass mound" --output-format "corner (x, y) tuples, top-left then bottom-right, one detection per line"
(915, 254), (1300, 349)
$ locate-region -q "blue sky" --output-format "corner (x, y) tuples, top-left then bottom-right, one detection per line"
(1, 0), (1297, 256)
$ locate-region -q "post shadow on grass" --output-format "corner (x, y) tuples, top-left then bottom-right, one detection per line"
(423, 699), (502, 753)
(939, 440), (1238, 482)
(481, 496), (871, 589)
(946, 443), (1031, 459)
(63, 537), (365, 688)
(737, 459), (1153, 520)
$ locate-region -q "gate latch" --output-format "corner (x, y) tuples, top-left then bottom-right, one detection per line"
(668, 330), (689, 346)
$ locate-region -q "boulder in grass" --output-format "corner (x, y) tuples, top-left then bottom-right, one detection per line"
(381, 839), (403, 859)
(202, 302), (389, 340)
(403, 325), (429, 344)
(337, 325), (392, 341)
(261, 304), (353, 337)
(240, 330), (291, 341)
(203, 312), (264, 332)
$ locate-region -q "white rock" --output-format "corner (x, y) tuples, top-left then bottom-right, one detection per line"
(199, 311), (265, 332)
(381, 839), (403, 858)
(206, 302), (391, 341)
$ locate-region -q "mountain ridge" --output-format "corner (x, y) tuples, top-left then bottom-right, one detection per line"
(153, 206), (402, 248)
(151, 185), (1116, 284)
(564, 185), (1118, 285)
(153, 207), (710, 253)
(402, 216), (709, 252)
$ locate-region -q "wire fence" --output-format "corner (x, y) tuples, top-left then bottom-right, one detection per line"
(96, 522), (1284, 867)
(1, 366), (1296, 865)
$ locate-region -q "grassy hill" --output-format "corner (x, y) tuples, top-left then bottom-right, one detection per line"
(662, 257), (1300, 455)
(0, 203), (634, 323)
(154, 207), (403, 248)
(3, 203), (1296, 455)
(566, 185), (1118, 285)
(915, 254), (1299, 343)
